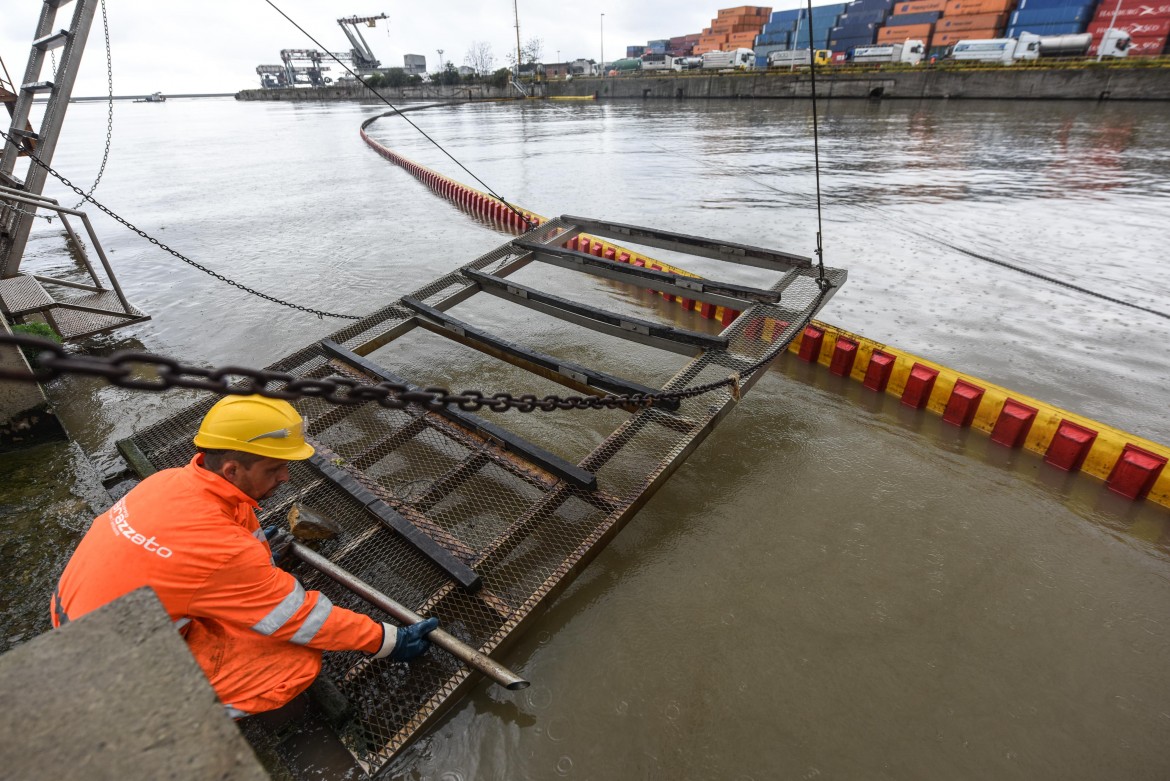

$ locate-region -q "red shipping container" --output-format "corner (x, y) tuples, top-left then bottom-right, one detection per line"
(1092, 2), (1170, 20)
(1088, 18), (1170, 37)
(1127, 35), (1170, 54)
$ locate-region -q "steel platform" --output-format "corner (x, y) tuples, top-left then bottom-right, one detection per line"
(118, 216), (845, 776)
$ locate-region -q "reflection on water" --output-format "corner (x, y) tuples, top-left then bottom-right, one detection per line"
(3, 97), (1169, 778)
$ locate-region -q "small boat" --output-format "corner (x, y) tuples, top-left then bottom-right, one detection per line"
(133, 92), (166, 103)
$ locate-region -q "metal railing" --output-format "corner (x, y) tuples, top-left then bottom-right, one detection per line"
(0, 185), (132, 314)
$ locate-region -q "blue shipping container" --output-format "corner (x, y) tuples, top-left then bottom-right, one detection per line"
(1015, 0), (1096, 8)
(829, 33), (879, 47)
(845, 0), (896, 11)
(838, 9), (888, 24)
(886, 11), (942, 24)
(834, 22), (881, 34)
(1009, 6), (1095, 25)
(1006, 22), (1087, 35)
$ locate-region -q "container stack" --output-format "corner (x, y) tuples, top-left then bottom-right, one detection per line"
(1087, 0), (1170, 56)
(668, 34), (703, 55)
(1005, 0), (1097, 39)
(878, 0), (945, 47)
(755, 3), (848, 62)
(932, 0), (1016, 49)
(829, 0), (898, 52)
(626, 45), (646, 58)
(697, 6), (773, 53)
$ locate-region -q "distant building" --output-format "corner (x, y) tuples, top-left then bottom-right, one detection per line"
(403, 54), (426, 75)
(545, 61), (571, 78)
(457, 65), (475, 77)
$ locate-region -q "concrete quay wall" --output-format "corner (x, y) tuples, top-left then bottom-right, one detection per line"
(553, 68), (1170, 101)
(237, 69), (1170, 103)
(236, 83), (515, 101)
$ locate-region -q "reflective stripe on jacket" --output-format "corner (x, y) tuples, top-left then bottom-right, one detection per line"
(53, 453), (383, 659)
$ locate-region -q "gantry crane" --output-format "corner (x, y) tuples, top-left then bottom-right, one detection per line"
(336, 13), (388, 74)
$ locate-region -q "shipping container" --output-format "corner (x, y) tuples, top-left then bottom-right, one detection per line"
(944, 0), (1015, 14)
(1091, 1), (1170, 21)
(1119, 34), (1170, 54)
(887, 11), (943, 23)
(878, 23), (937, 40)
(1007, 22), (1090, 35)
(838, 9), (890, 24)
(1010, 6), (1095, 26)
(1016, 0), (1095, 8)
(829, 33), (882, 46)
(893, 0), (948, 12)
(938, 12), (1009, 29)
(933, 27), (1002, 44)
(846, 0), (897, 10)
(1088, 18), (1170, 37)
(718, 6), (773, 18)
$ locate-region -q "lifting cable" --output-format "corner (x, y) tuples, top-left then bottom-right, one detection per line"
(262, 0), (534, 228)
(0, 127), (361, 321)
(805, 0), (829, 291)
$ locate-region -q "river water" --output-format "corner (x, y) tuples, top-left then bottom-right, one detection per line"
(2, 96), (1169, 779)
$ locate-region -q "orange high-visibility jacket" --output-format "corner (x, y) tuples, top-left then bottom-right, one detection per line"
(53, 454), (384, 709)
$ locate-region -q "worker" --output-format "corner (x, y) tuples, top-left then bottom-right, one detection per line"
(51, 394), (439, 718)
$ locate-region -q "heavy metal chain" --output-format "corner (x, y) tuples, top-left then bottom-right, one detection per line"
(0, 128), (361, 321)
(0, 297), (823, 412)
(71, 0), (114, 210)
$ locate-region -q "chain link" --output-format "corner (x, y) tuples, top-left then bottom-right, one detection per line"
(0, 303), (824, 413)
(0, 128), (362, 321)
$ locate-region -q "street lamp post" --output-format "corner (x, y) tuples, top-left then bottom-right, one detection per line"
(600, 13), (605, 77)
(437, 49), (444, 72)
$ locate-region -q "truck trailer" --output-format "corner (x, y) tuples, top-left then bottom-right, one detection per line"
(702, 49), (757, 69)
(849, 41), (926, 65)
(766, 48), (832, 68)
(950, 30), (1130, 63)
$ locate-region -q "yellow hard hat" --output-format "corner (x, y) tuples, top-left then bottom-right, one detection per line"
(193, 395), (315, 460)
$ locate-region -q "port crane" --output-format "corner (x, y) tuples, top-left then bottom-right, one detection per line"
(337, 13), (388, 74)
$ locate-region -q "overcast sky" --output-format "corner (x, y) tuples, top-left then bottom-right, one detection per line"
(2, 0), (812, 96)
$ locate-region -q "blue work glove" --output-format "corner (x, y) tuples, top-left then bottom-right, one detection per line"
(262, 525), (289, 562)
(375, 617), (439, 662)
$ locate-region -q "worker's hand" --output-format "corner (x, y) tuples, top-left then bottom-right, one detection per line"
(262, 525), (290, 561)
(375, 617), (439, 662)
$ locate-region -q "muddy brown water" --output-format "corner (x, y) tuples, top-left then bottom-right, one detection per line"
(2, 97), (1169, 779)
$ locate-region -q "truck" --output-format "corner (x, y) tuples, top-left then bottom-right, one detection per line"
(950, 30), (1130, 64)
(849, 41), (926, 65)
(641, 53), (679, 71)
(767, 49), (833, 68)
(607, 58), (643, 75)
(1039, 30), (1129, 58)
(701, 49), (757, 70)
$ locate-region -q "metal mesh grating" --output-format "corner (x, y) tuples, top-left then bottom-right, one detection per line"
(124, 217), (844, 775)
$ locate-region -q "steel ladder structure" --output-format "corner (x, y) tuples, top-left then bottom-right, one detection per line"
(119, 216), (845, 775)
(0, 0), (148, 340)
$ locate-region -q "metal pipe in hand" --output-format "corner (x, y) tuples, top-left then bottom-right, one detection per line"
(286, 539), (530, 691)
